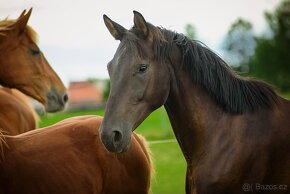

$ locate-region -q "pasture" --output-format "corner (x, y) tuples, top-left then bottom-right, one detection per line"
(39, 107), (186, 194)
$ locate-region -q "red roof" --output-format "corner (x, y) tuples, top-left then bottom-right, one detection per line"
(68, 81), (103, 104)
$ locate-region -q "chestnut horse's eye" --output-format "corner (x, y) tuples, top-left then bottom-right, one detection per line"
(30, 48), (40, 56)
(137, 64), (148, 73)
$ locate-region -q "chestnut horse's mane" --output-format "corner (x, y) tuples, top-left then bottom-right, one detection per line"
(130, 24), (280, 114)
(0, 18), (38, 43)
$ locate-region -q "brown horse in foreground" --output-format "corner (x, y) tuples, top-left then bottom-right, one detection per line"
(0, 8), (68, 113)
(100, 11), (290, 193)
(0, 115), (152, 194)
(0, 88), (38, 135)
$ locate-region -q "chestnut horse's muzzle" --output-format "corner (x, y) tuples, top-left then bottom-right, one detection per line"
(45, 90), (68, 113)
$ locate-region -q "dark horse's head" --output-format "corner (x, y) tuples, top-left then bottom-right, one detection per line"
(100, 11), (170, 153)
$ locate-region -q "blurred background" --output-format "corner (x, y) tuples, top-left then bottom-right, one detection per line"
(1, 0), (290, 193)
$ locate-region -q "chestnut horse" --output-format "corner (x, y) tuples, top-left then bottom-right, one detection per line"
(0, 8), (68, 113)
(0, 115), (153, 194)
(100, 11), (290, 193)
(0, 88), (38, 135)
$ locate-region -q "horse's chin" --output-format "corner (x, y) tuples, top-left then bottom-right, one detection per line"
(44, 105), (65, 113)
(107, 143), (130, 153)
(117, 142), (131, 153)
(44, 102), (65, 113)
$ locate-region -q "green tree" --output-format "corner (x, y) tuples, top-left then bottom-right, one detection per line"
(222, 18), (255, 72)
(102, 79), (110, 101)
(185, 23), (196, 39)
(87, 78), (111, 101)
(250, 0), (290, 91)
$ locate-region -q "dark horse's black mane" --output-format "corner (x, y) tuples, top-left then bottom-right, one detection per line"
(147, 26), (279, 114)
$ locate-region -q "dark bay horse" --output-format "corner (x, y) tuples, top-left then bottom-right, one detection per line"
(0, 88), (38, 135)
(0, 8), (68, 113)
(0, 115), (153, 194)
(100, 11), (290, 193)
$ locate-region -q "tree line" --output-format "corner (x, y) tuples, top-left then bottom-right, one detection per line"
(187, 0), (290, 92)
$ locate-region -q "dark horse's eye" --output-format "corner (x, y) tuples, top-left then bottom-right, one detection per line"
(137, 64), (148, 73)
(30, 48), (40, 56)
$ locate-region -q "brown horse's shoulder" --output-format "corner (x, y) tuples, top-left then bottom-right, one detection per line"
(132, 133), (152, 164)
(64, 116), (104, 147)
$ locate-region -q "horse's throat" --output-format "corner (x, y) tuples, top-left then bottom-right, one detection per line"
(164, 91), (206, 165)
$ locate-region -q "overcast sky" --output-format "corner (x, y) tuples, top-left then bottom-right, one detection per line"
(1, 0), (280, 85)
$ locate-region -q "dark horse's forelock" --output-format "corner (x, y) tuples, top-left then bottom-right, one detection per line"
(133, 24), (279, 114)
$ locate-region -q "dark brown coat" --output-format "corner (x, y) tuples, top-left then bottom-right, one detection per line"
(101, 11), (290, 194)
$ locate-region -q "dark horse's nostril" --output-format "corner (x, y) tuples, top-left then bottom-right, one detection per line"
(112, 130), (123, 146)
(63, 94), (69, 103)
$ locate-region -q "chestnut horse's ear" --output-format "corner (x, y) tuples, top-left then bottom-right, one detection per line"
(13, 8), (32, 36)
(19, 9), (27, 18)
(103, 15), (127, 41)
(133, 11), (149, 39)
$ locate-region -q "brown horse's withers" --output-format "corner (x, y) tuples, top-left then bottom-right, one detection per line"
(0, 115), (153, 194)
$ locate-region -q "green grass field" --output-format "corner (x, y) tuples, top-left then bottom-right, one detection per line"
(282, 92), (290, 99)
(39, 107), (186, 194)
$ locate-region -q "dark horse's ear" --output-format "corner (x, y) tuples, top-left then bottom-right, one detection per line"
(103, 15), (127, 41)
(133, 11), (150, 40)
(13, 8), (32, 36)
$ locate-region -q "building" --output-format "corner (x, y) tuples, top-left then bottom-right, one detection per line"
(66, 81), (104, 111)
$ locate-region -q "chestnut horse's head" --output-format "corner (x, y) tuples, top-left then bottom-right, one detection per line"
(100, 11), (171, 153)
(0, 9), (68, 112)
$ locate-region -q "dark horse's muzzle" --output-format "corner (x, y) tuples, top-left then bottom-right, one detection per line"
(99, 126), (131, 153)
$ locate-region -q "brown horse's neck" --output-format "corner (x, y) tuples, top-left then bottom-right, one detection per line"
(0, 54), (20, 89)
(164, 60), (223, 165)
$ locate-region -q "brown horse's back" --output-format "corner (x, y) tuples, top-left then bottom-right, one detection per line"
(194, 98), (290, 194)
(265, 98), (290, 187)
(0, 88), (37, 135)
(0, 115), (152, 194)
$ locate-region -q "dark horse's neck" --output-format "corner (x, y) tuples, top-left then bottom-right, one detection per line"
(164, 61), (214, 164)
(160, 29), (280, 164)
